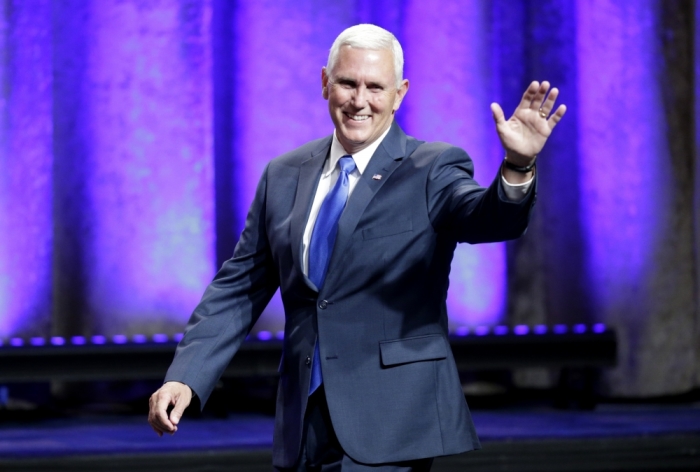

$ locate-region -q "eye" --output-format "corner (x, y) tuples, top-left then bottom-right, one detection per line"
(336, 80), (355, 89)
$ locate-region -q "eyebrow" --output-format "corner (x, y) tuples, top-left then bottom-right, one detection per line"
(333, 76), (386, 88)
(334, 76), (356, 85)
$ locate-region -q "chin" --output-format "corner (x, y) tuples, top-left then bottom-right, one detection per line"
(339, 130), (370, 146)
(346, 134), (370, 144)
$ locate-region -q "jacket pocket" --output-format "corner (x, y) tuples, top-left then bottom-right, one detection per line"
(362, 218), (412, 240)
(379, 334), (447, 367)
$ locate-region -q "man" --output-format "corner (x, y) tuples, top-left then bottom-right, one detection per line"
(149, 24), (565, 471)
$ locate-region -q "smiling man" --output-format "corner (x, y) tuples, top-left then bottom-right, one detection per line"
(322, 45), (408, 153)
(149, 24), (565, 471)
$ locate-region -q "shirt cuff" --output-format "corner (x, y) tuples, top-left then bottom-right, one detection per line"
(501, 173), (534, 202)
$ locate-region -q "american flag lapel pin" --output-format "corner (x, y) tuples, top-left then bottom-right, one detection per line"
(372, 174), (382, 180)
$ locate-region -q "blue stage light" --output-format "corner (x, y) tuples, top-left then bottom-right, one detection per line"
(553, 325), (568, 334)
(50, 337), (65, 346)
(533, 325), (548, 335)
(71, 336), (86, 345)
(257, 331), (272, 341)
(514, 325), (529, 335)
(494, 326), (508, 335)
(91, 335), (106, 345)
(475, 326), (489, 336)
(152, 334), (169, 343)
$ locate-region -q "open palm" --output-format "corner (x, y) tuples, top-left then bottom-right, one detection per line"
(491, 81), (567, 165)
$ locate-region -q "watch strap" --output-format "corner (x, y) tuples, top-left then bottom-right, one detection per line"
(503, 157), (536, 173)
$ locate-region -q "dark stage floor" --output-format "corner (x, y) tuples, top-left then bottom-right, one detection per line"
(1, 405), (700, 471)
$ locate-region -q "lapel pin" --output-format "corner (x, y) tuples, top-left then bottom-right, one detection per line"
(372, 174), (382, 180)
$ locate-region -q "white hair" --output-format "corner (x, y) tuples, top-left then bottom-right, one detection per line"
(326, 24), (404, 88)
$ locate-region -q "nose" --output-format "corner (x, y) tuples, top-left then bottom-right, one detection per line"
(351, 85), (370, 107)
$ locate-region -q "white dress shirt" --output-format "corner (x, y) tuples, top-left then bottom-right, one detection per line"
(301, 127), (533, 275)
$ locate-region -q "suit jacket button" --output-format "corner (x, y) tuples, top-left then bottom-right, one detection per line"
(319, 300), (328, 309)
(305, 356), (311, 366)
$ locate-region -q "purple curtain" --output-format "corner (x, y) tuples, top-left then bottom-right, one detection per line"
(0, 0), (697, 396)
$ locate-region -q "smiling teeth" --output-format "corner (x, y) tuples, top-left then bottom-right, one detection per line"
(350, 115), (369, 121)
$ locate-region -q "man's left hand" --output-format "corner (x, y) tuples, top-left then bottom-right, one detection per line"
(490, 80), (567, 167)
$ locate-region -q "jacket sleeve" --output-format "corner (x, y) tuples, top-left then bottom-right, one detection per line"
(426, 144), (537, 244)
(164, 163), (280, 406)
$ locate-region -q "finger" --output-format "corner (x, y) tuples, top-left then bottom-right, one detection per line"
(150, 423), (164, 437)
(150, 392), (175, 432)
(148, 410), (168, 437)
(530, 81), (551, 111)
(539, 87), (559, 115)
(156, 394), (176, 429)
(547, 104), (567, 128)
(169, 393), (191, 427)
(490, 102), (506, 125)
(516, 81), (540, 110)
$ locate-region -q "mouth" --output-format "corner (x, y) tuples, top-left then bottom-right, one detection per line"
(343, 112), (370, 122)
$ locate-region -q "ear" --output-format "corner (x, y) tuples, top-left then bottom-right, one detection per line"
(392, 79), (410, 113)
(321, 67), (329, 100)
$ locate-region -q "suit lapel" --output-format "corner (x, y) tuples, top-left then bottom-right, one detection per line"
(290, 138), (331, 281)
(321, 122), (408, 290)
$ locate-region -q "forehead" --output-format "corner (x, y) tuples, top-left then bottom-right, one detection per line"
(331, 46), (395, 83)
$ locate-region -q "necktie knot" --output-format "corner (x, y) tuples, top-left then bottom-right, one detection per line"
(339, 155), (356, 175)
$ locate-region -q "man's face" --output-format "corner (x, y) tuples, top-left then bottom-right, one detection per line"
(322, 46), (409, 154)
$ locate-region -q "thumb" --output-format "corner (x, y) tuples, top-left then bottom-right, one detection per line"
(490, 102), (505, 125)
(170, 395), (190, 426)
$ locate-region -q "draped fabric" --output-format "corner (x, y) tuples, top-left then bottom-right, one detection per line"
(0, 0), (697, 396)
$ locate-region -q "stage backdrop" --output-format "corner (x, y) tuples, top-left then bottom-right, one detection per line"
(0, 0), (697, 396)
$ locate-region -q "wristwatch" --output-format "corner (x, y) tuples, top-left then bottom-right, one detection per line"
(503, 157), (536, 173)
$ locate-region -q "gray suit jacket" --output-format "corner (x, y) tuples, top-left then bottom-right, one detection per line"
(165, 122), (536, 467)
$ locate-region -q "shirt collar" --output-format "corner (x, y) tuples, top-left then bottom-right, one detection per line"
(323, 125), (392, 177)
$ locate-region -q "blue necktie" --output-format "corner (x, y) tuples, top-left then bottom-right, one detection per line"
(308, 155), (356, 395)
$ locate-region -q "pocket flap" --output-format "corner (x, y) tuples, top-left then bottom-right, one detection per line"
(379, 334), (447, 367)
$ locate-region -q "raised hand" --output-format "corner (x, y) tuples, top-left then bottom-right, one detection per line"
(490, 81), (567, 167)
